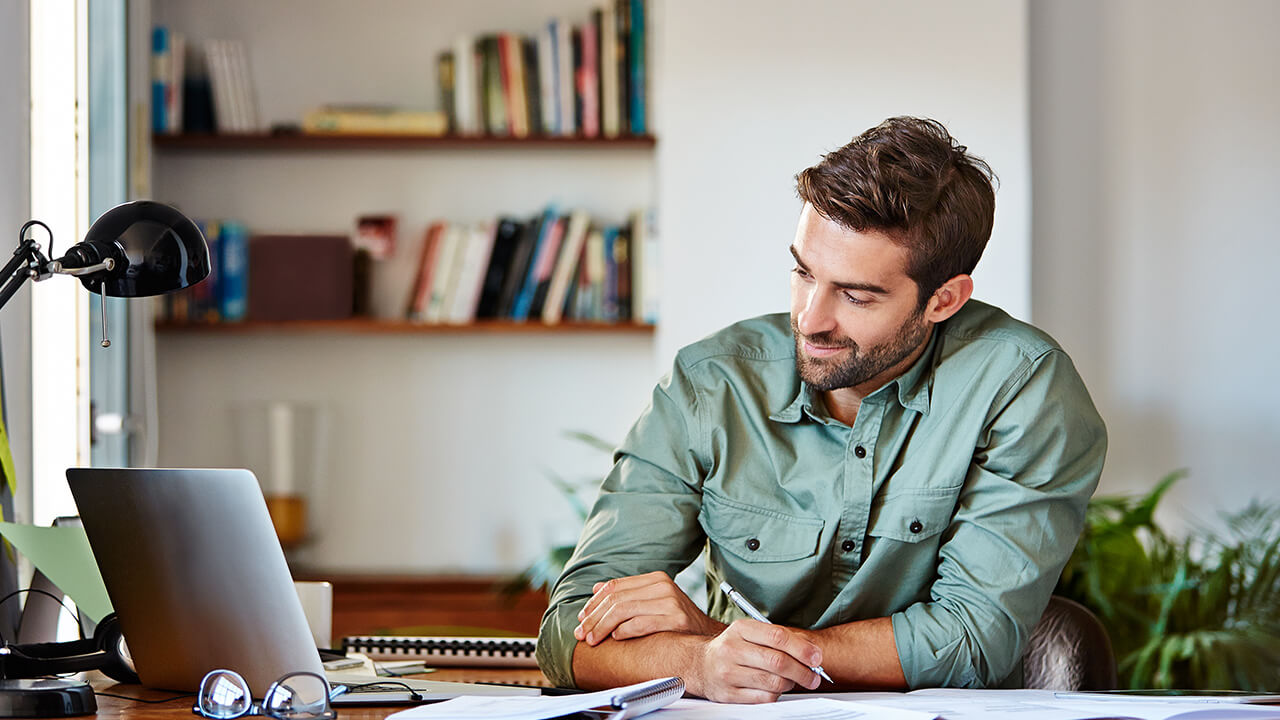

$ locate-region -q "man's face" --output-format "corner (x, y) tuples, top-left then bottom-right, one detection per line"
(789, 204), (932, 393)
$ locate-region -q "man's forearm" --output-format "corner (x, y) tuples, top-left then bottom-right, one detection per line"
(804, 616), (908, 689)
(572, 632), (708, 694)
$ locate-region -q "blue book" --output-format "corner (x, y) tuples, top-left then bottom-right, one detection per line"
(602, 227), (620, 321)
(629, 0), (645, 135)
(219, 221), (249, 322)
(151, 27), (170, 132)
(510, 206), (559, 320)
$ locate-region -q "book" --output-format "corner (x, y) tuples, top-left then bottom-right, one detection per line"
(475, 218), (523, 319)
(615, 0), (631, 134)
(537, 24), (558, 134)
(447, 221), (496, 324)
(499, 33), (529, 138)
(630, 207), (657, 324)
(151, 27), (170, 132)
(542, 209), (591, 324)
(407, 222), (445, 320)
(218, 220), (249, 322)
(342, 635), (538, 669)
(437, 51), (455, 133)
(521, 36), (542, 136)
(385, 676), (684, 719)
(517, 214), (566, 320)
(580, 11), (600, 138)
(423, 224), (463, 323)
(303, 106), (448, 136)
(629, 0), (646, 134)
(480, 35), (507, 135)
(496, 216), (544, 318)
(600, 3), (619, 137)
(452, 34), (479, 135)
(553, 19), (575, 135)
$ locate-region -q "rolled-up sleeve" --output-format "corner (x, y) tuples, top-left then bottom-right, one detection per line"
(891, 348), (1107, 687)
(536, 360), (709, 687)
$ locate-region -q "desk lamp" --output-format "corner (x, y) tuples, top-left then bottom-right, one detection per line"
(0, 201), (208, 717)
(0, 200), (210, 345)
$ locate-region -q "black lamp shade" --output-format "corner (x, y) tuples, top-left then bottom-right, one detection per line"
(70, 201), (210, 297)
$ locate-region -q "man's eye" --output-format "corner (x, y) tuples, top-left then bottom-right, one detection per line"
(844, 293), (870, 306)
(792, 267), (812, 279)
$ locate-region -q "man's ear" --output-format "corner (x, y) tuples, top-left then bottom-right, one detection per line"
(924, 274), (974, 323)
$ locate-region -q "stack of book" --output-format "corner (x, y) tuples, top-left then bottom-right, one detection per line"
(150, 29), (258, 134)
(406, 206), (656, 326)
(157, 219), (250, 324)
(442, 0), (648, 138)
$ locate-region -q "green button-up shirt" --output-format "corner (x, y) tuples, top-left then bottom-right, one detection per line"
(537, 300), (1106, 689)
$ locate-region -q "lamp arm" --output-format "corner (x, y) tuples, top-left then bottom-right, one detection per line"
(0, 235), (54, 310)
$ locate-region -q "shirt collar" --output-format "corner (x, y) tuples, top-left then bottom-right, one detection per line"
(770, 326), (939, 424)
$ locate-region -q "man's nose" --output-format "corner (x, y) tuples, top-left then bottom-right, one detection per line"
(795, 287), (835, 336)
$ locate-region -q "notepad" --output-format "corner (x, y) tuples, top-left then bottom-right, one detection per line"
(387, 676), (684, 720)
(342, 635), (539, 668)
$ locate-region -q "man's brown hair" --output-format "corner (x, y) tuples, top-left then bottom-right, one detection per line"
(795, 117), (997, 309)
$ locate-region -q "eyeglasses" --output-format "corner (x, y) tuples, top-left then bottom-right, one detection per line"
(192, 669), (337, 720)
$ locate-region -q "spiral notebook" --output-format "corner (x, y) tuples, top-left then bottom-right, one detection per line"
(387, 676), (685, 720)
(342, 635), (539, 668)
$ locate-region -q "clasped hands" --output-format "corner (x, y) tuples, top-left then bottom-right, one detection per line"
(572, 571), (825, 703)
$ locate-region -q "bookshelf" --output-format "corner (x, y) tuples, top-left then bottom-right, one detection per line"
(154, 318), (655, 335)
(153, 133), (658, 152)
(144, 0), (660, 576)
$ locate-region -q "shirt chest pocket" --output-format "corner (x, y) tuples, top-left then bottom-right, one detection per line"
(698, 490), (825, 562)
(866, 488), (959, 544)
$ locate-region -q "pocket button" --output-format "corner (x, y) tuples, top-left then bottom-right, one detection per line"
(909, 520), (924, 534)
(746, 538), (761, 551)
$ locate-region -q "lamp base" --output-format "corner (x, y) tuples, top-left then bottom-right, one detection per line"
(0, 680), (96, 718)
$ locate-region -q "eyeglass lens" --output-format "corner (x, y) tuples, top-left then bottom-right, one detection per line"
(198, 670), (253, 719)
(263, 673), (331, 720)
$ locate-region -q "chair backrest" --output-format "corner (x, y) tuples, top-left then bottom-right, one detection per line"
(1022, 595), (1118, 690)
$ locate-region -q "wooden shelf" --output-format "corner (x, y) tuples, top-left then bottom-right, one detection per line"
(155, 317), (656, 335)
(153, 132), (657, 152)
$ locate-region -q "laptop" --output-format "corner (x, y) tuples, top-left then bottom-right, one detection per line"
(67, 467), (539, 702)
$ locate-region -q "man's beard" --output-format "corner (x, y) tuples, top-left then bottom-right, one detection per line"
(792, 310), (931, 392)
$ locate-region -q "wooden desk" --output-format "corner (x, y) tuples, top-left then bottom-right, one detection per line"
(91, 668), (552, 720)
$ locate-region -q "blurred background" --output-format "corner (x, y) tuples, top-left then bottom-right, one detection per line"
(0, 0), (1276, 582)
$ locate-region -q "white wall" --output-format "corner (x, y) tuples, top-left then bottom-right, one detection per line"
(1030, 0), (1280, 525)
(655, 0), (1031, 361)
(0, 0), (32, 524)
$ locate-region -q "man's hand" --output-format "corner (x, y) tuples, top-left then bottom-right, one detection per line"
(692, 619), (824, 703)
(574, 571), (725, 645)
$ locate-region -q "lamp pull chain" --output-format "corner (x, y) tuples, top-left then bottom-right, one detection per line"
(99, 283), (111, 348)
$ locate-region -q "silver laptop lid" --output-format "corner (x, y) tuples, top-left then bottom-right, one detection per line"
(67, 467), (323, 693)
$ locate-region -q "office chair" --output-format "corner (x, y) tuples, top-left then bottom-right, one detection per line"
(1022, 595), (1118, 690)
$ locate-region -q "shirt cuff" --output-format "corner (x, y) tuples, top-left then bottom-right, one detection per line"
(536, 596), (589, 688)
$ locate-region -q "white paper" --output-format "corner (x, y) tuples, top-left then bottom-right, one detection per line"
(786, 689), (1280, 720)
(653, 697), (937, 719)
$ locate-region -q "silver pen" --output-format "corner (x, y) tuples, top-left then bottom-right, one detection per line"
(719, 581), (834, 684)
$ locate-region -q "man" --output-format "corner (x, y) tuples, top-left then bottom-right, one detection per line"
(536, 117), (1106, 703)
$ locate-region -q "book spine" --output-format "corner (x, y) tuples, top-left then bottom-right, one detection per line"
(168, 32), (186, 133)
(581, 14), (600, 138)
(542, 209), (591, 324)
(151, 27), (170, 133)
(219, 220), (249, 322)
(453, 34), (477, 134)
(600, 4), (619, 137)
(615, 0), (630, 134)
(629, 0), (646, 134)
(537, 25), (558, 134)
(437, 51), (456, 134)
(554, 20), (575, 135)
